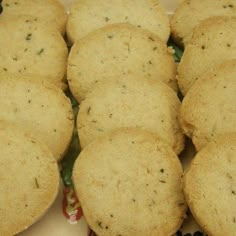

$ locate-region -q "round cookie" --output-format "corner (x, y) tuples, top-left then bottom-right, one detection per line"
(68, 23), (177, 102)
(1, 0), (67, 34)
(0, 14), (68, 90)
(0, 120), (60, 236)
(180, 59), (236, 151)
(184, 134), (236, 236)
(66, 0), (170, 43)
(171, 0), (236, 46)
(73, 128), (186, 236)
(77, 75), (184, 154)
(0, 75), (74, 161)
(177, 16), (236, 95)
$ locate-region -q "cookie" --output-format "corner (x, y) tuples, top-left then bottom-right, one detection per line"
(180, 59), (236, 151)
(0, 14), (68, 90)
(0, 75), (74, 161)
(73, 128), (186, 236)
(0, 120), (60, 236)
(66, 0), (170, 43)
(171, 0), (236, 46)
(177, 16), (236, 95)
(184, 134), (236, 236)
(1, 0), (67, 34)
(77, 75), (184, 154)
(68, 23), (177, 102)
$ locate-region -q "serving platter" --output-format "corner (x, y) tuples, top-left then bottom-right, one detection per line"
(16, 0), (205, 235)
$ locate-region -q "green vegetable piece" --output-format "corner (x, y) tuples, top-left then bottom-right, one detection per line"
(60, 90), (80, 188)
(167, 39), (184, 63)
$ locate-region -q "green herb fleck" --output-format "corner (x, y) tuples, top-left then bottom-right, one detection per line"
(148, 36), (155, 41)
(87, 106), (91, 114)
(25, 33), (32, 41)
(35, 177), (40, 188)
(97, 221), (103, 228)
(37, 48), (44, 55)
(178, 202), (185, 206)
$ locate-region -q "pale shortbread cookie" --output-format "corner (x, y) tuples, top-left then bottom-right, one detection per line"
(68, 23), (177, 102)
(184, 134), (236, 236)
(77, 75), (184, 154)
(171, 0), (236, 46)
(0, 120), (60, 236)
(66, 0), (170, 43)
(73, 128), (186, 236)
(1, 0), (67, 34)
(0, 15), (68, 90)
(177, 16), (236, 95)
(180, 59), (236, 151)
(0, 75), (74, 161)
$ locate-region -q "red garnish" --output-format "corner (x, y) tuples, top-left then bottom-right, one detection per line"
(62, 187), (83, 223)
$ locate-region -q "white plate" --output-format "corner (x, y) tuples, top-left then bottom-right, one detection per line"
(19, 1), (205, 235)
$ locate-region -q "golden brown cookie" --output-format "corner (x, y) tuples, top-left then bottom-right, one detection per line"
(180, 59), (236, 151)
(77, 75), (184, 154)
(177, 16), (236, 95)
(66, 0), (170, 43)
(171, 0), (236, 46)
(73, 128), (186, 236)
(0, 15), (68, 90)
(0, 120), (60, 236)
(1, 0), (67, 34)
(68, 23), (177, 102)
(0, 75), (74, 160)
(184, 134), (236, 236)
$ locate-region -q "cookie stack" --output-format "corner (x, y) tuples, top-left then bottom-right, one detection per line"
(68, 1), (187, 235)
(171, 1), (236, 235)
(0, 1), (74, 235)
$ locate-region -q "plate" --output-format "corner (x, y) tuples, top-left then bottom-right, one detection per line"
(17, 0), (205, 235)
